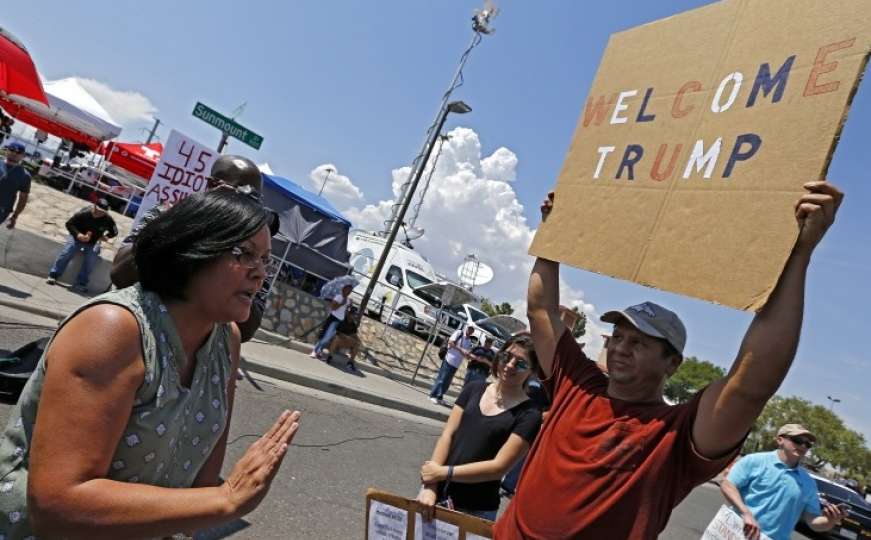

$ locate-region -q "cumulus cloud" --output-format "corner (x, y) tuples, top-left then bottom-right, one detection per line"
(258, 162), (275, 175)
(308, 164), (365, 206)
(72, 77), (158, 126)
(338, 126), (607, 357)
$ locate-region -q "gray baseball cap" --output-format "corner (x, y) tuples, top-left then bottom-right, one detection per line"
(601, 301), (686, 355)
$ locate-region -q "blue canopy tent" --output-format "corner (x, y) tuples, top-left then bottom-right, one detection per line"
(261, 173), (352, 281)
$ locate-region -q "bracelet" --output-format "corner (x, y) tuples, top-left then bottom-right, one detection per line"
(447, 465), (454, 481)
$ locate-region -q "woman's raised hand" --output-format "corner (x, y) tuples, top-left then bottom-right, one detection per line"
(222, 410), (301, 517)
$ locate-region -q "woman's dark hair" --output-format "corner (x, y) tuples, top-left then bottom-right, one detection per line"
(491, 333), (540, 378)
(135, 190), (270, 300)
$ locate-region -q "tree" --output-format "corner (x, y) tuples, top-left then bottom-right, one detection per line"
(570, 306), (587, 339)
(480, 298), (514, 317)
(663, 357), (725, 404)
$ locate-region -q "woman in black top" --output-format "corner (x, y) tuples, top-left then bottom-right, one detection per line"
(416, 334), (543, 521)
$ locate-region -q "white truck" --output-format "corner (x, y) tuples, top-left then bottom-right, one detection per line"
(347, 230), (441, 334)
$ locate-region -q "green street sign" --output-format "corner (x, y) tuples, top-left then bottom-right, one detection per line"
(192, 102), (264, 150)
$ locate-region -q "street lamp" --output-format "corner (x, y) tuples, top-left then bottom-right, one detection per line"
(357, 101), (471, 319)
(317, 167), (335, 197)
(827, 395), (841, 412)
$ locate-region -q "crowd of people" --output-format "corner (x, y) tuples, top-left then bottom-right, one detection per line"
(0, 139), (857, 539)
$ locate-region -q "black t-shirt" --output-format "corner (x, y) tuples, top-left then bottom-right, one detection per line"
(440, 381), (543, 511)
(467, 345), (495, 373)
(65, 207), (118, 245)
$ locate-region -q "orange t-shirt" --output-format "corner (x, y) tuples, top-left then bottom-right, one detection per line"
(494, 330), (737, 539)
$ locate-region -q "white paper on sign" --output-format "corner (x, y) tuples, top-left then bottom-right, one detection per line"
(414, 513), (459, 540)
(133, 129), (217, 227)
(368, 500), (408, 540)
(702, 505), (772, 540)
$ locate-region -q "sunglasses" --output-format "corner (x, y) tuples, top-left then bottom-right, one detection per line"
(497, 351), (530, 371)
(787, 436), (814, 448)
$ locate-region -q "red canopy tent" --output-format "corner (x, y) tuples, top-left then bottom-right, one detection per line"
(0, 98), (105, 149)
(0, 27), (48, 105)
(99, 141), (163, 180)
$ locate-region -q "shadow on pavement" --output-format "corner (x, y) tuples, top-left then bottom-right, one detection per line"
(194, 518), (251, 539)
(0, 285), (31, 300)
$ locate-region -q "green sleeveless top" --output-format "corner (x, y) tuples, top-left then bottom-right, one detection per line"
(0, 285), (233, 539)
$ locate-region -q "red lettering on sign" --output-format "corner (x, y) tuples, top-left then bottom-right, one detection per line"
(672, 81), (702, 118)
(804, 38), (856, 97)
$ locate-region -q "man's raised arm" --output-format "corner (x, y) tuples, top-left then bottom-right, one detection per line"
(693, 181), (843, 458)
(527, 192), (566, 378)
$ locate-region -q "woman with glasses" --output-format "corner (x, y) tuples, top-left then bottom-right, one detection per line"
(0, 190), (301, 539)
(416, 333), (543, 522)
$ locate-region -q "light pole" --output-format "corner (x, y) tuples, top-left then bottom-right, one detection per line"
(318, 167), (335, 196)
(356, 4), (496, 321)
(827, 395), (841, 412)
(357, 101), (471, 319)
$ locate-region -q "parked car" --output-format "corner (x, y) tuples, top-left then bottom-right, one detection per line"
(796, 474), (871, 540)
(440, 304), (527, 348)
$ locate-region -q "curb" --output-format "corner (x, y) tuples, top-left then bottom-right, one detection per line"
(0, 298), (66, 322)
(252, 329), (462, 399)
(240, 357), (450, 422)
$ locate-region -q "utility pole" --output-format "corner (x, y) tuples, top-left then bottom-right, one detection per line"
(145, 118), (161, 144)
(217, 132), (229, 154)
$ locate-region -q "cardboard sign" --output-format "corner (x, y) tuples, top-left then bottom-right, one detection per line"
(133, 129), (217, 226)
(702, 505), (772, 540)
(529, 0), (871, 310)
(365, 489), (493, 540)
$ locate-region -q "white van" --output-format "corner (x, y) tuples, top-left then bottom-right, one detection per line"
(347, 230), (441, 334)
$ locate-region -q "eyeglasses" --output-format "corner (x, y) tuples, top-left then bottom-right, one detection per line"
(497, 351), (530, 371)
(229, 246), (271, 271)
(209, 180), (262, 201)
(787, 436), (814, 448)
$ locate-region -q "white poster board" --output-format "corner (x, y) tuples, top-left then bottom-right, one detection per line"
(133, 129), (217, 226)
(414, 513), (459, 540)
(702, 505), (772, 540)
(368, 500), (409, 540)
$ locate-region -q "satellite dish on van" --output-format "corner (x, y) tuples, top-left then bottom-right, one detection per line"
(457, 259), (494, 287)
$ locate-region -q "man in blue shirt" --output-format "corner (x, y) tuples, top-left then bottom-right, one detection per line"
(720, 424), (846, 540)
(0, 142), (31, 229)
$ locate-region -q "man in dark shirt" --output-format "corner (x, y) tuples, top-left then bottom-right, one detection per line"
(463, 335), (496, 388)
(0, 142), (31, 229)
(46, 198), (118, 292)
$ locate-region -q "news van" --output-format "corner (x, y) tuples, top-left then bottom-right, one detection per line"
(347, 230), (441, 334)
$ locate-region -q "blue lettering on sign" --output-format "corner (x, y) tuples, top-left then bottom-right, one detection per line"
(617, 145), (645, 180)
(723, 133), (762, 178)
(636, 87), (657, 122)
(746, 55), (796, 107)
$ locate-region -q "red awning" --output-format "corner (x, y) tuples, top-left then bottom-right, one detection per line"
(0, 27), (48, 105)
(99, 141), (163, 180)
(0, 96), (104, 149)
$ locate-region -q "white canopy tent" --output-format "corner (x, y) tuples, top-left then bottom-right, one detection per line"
(42, 78), (122, 141)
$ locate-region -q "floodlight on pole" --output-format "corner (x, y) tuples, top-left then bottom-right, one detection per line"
(827, 395), (841, 412)
(357, 3), (496, 322)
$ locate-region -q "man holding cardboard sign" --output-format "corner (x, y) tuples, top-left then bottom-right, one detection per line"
(494, 181), (843, 539)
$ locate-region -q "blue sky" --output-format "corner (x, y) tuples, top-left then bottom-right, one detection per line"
(6, 1), (870, 439)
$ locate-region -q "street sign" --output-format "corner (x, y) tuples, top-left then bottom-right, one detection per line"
(192, 102), (263, 150)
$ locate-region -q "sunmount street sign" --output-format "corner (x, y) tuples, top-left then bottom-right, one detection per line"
(192, 102), (263, 150)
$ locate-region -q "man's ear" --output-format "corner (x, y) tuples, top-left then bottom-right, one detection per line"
(665, 355), (683, 377)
